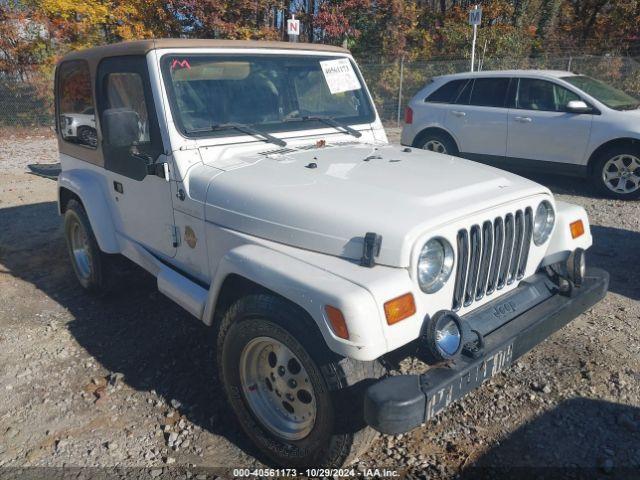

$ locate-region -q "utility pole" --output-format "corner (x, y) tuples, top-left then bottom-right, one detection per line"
(397, 55), (405, 128)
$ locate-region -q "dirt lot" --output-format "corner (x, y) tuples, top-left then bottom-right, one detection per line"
(0, 129), (639, 479)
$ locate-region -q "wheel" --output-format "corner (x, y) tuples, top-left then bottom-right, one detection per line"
(77, 127), (97, 148)
(217, 294), (385, 468)
(416, 131), (458, 155)
(63, 199), (113, 292)
(591, 146), (640, 199)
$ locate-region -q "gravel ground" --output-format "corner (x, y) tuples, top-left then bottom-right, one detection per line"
(0, 129), (638, 479)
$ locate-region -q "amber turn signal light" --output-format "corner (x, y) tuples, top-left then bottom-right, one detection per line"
(384, 293), (416, 325)
(570, 220), (585, 239)
(325, 305), (349, 339)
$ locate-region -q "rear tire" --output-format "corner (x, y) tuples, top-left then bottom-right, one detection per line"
(217, 294), (385, 468)
(415, 131), (458, 155)
(63, 199), (114, 293)
(591, 145), (640, 199)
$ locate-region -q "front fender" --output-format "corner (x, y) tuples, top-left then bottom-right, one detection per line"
(203, 244), (388, 361)
(58, 169), (120, 254)
(542, 200), (593, 266)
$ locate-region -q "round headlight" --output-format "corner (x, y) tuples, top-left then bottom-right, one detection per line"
(533, 200), (555, 245)
(424, 311), (463, 360)
(417, 237), (454, 293)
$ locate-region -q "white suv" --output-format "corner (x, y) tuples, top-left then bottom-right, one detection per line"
(401, 70), (640, 199)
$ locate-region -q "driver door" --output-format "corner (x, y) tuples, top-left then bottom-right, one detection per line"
(507, 78), (593, 167)
(97, 56), (177, 259)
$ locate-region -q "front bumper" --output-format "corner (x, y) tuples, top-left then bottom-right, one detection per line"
(364, 267), (609, 435)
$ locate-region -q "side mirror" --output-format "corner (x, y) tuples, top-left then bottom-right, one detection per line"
(102, 108), (141, 147)
(566, 100), (591, 114)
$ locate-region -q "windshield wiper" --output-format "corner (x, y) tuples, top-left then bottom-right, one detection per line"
(286, 115), (362, 138)
(186, 122), (287, 147)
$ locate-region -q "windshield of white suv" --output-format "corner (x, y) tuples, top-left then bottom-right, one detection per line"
(562, 75), (640, 110)
(161, 54), (375, 138)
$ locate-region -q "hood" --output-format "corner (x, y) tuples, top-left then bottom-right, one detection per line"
(201, 143), (548, 267)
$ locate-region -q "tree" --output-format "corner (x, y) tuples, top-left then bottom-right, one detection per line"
(536, 0), (561, 44)
(165, 0), (286, 40)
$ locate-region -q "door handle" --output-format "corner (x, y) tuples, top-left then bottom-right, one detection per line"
(514, 116), (532, 123)
(451, 110), (466, 117)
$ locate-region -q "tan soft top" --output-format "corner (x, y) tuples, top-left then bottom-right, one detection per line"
(56, 39), (350, 166)
(60, 39), (349, 63)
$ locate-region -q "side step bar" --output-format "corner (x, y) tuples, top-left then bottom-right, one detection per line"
(117, 233), (208, 319)
(157, 266), (208, 319)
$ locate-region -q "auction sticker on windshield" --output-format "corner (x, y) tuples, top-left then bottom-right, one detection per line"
(320, 58), (361, 94)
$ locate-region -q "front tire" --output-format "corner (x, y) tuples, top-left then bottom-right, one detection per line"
(63, 199), (113, 293)
(591, 146), (640, 199)
(217, 294), (384, 468)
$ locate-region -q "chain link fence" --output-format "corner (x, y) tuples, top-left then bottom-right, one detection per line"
(1, 55), (639, 128)
(0, 64), (54, 127)
(361, 55), (640, 125)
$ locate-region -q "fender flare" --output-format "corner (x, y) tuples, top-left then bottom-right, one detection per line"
(203, 244), (387, 361)
(58, 169), (120, 254)
(542, 201), (593, 266)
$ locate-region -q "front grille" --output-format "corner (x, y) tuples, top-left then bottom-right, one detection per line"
(452, 208), (533, 311)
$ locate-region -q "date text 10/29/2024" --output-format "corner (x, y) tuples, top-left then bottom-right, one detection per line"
(233, 468), (400, 477)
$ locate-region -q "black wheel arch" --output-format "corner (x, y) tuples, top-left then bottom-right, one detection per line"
(58, 186), (83, 215)
(211, 273), (326, 348)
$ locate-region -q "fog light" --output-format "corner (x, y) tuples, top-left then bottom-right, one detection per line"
(424, 311), (463, 361)
(566, 248), (586, 286)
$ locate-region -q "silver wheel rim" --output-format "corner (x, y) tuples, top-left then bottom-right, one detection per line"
(423, 139), (447, 154)
(70, 220), (91, 280)
(239, 336), (316, 441)
(602, 154), (640, 194)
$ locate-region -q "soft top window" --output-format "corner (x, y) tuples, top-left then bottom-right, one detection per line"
(57, 60), (97, 148)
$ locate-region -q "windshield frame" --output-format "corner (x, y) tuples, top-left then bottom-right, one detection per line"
(159, 52), (376, 140)
(561, 75), (640, 111)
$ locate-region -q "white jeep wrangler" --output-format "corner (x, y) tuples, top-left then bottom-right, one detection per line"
(55, 39), (608, 468)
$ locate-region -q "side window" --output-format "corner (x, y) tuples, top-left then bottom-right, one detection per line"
(554, 83), (581, 108)
(469, 78), (510, 107)
(426, 79), (468, 103)
(57, 60), (97, 148)
(97, 56), (163, 180)
(505, 78), (518, 108)
(517, 78), (580, 112)
(106, 73), (151, 143)
(454, 79), (473, 105)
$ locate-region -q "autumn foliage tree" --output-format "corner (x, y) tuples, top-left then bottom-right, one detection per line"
(2, 0), (640, 125)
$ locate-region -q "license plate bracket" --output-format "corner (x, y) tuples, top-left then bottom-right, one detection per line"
(422, 343), (514, 421)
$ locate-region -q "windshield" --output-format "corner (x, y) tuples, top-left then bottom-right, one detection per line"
(562, 75), (640, 110)
(161, 54), (375, 138)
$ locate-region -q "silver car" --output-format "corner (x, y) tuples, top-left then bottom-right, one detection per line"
(402, 70), (640, 199)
